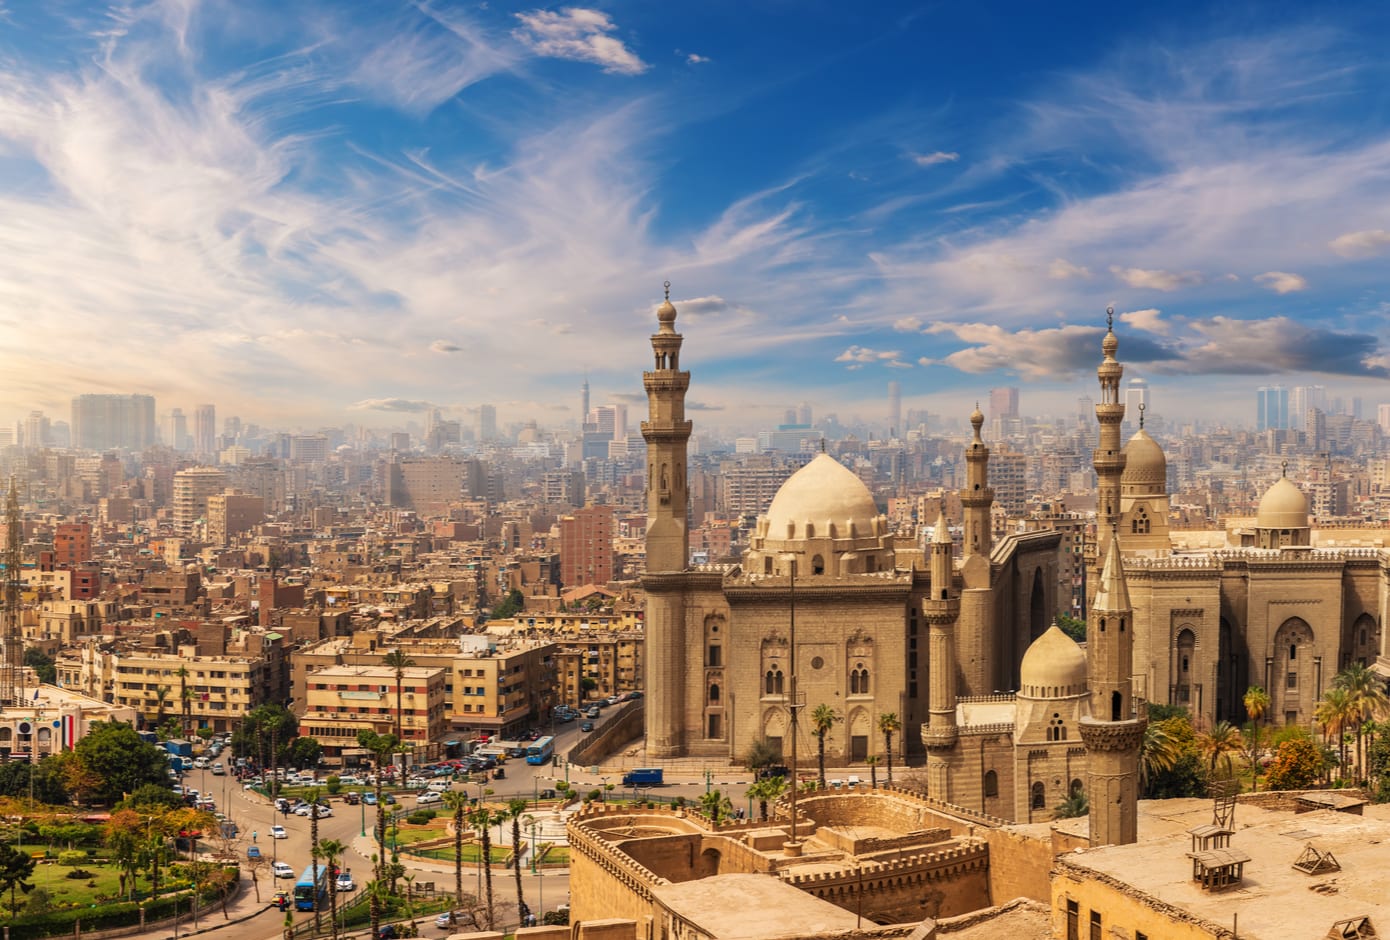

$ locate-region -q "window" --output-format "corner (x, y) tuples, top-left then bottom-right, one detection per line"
(1089, 910), (1101, 940)
(1287, 671), (1298, 690)
(850, 666), (871, 695)
(1065, 900), (1079, 940)
(1031, 782), (1045, 810)
(764, 669), (784, 695)
(984, 770), (998, 797)
(1290, 644), (1297, 660)
(707, 646), (722, 668)
(708, 684), (720, 704)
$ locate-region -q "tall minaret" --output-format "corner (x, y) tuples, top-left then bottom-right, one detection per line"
(641, 282), (693, 757)
(1093, 307), (1127, 557)
(1078, 531), (1145, 847)
(922, 510), (960, 801)
(961, 405), (993, 558)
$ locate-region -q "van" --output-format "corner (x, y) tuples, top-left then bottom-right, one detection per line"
(425, 780), (451, 794)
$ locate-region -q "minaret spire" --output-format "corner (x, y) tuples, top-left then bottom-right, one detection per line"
(961, 403), (993, 558)
(923, 508), (961, 802)
(1079, 526), (1144, 847)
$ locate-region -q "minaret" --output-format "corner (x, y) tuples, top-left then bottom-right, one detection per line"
(1093, 307), (1127, 557)
(922, 510), (960, 801)
(641, 282), (693, 757)
(961, 405), (993, 558)
(1078, 531), (1145, 847)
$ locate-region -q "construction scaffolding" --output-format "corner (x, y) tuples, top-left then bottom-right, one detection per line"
(0, 477), (21, 709)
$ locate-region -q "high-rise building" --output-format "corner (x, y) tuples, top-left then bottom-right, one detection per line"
(1378, 403), (1390, 434)
(797, 401), (812, 426)
(54, 522), (92, 566)
(1289, 385), (1326, 431)
(1256, 385), (1289, 431)
(1123, 378), (1148, 422)
(477, 404), (497, 441)
(988, 386), (1019, 419)
(384, 457), (464, 513)
(580, 378), (590, 429)
(206, 489), (265, 547)
(560, 504), (617, 587)
(888, 381), (902, 435)
(194, 404), (216, 456)
(172, 467), (228, 536)
(289, 434), (328, 463)
(22, 411), (49, 451)
(71, 394), (156, 451)
(166, 408), (190, 451)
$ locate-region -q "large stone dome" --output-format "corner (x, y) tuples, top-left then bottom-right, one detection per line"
(1121, 428), (1166, 494)
(764, 454), (880, 540)
(1256, 475), (1309, 529)
(1019, 624), (1087, 698)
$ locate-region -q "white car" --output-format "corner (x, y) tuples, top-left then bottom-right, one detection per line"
(335, 872), (354, 892)
(415, 790), (442, 805)
(193, 757), (209, 769)
(272, 862), (295, 879)
(270, 825), (288, 839)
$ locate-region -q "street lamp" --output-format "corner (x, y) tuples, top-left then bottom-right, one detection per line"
(525, 816), (537, 874)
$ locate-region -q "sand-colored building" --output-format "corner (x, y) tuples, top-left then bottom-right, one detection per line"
(299, 664), (447, 758)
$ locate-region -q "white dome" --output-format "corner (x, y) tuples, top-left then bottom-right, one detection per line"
(1019, 624), (1087, 698)
(1257, 476), (1309, 529)
(764, 454), (879, 540)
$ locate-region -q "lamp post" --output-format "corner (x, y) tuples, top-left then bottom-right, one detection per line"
(360, 797), (366, 838)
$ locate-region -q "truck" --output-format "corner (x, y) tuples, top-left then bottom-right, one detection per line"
(621, 768), (664, 787)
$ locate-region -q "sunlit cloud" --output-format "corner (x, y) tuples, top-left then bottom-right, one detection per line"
(1328, 229), (1390, 258)
(513, 7), (647, 75)
(1254, 271), (1307, 294)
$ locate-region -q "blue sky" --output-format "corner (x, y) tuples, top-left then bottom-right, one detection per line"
(2, 0), (1390, 434)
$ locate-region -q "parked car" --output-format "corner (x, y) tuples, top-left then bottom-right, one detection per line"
(336, 872), (354, 891)
(270, 825), (288, 839)
(343, 791), (361, 805)
(272, 862), (295, 879)
(584, 707), (600, 719)
(247, 845), (261, 859)
(377, 925), (397, 940)
(363, 792), (378, 805)
(416, 790), (442, 805)
(193, 757), (209, 769)
(211, 763), (225, 775)
(580, 721), (595, 733)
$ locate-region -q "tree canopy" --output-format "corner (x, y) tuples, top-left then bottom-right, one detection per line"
(74, 722), (172, 804)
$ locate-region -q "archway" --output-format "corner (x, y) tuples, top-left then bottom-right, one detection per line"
(1273, 617), (1314, 724)
(1173, 628), (1196, 707)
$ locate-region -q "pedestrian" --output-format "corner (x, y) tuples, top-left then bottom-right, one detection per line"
(253, 831), (258, 843)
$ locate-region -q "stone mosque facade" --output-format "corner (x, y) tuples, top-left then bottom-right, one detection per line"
(641, 292), (1390, 828)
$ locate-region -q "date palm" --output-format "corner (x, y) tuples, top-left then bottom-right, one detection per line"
(1243, 686), (1271, 789)
(356, 729), (399, 880)
(1140, 719), (1181, 796)
(810, 704), (840, 788)
(382, 649), (416, 745)
(305, 785), (323, 933)
(318, 838), (345, 940)
(1334, 664), (1389, 781)
(746, 775), (786, 820)
(469, 806), (496, 930)
(441, 791), (470, 906)
(1196, 721), (1243, 779)
(506, 798), (530, 923)
(878, 712), (901, 784)
(1316, 687), (1355, 778)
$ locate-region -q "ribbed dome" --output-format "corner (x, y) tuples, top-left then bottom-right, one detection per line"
(1121, 428), (1167, 491)
(1257, 476), (1309, 529)
(764, 454), (879, 540)
(1019, 624), (1087, 698)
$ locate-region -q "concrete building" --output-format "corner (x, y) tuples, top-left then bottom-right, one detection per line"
(0, 683), (138, 763)
(206, 489), (264, 547)
(298, 664), (448, 761)
(560, 505), (616, 588)
(554, 632), (643, 708)
(194, 403), (216, 456)
(71, 393), (156, 451)
(172, 466), (227, 537)
(54, 522), (92, 566)
(385, 457), (465, 514)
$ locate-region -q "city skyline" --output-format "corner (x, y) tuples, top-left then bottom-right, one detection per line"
(2, 2), (1390, 429)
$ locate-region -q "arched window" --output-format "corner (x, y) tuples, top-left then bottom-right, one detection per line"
(1070, 779), (1083, 797)
(765, 669), (784, 696)
(709, 684), (721, 704)
(812, 554), (825, 576)
(984, 771), (999, 797)
(1111, 691), (1122, 721)
(850, 666), (870, 695)
(1031, 782), (1045, 810)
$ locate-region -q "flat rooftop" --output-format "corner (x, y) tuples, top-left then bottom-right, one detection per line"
(652, 874), (862, 939)
(1056, 798), (1390, 939)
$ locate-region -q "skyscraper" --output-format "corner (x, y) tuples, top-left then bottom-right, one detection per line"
(1256, 386), (1289, 431)
(580, 377), (590, 428)
(23, 411), (48, 451)
(71, 394), (156, 451)
(166, 408), (189, 451)
(477, 404), (497, 441)
(1289, 385), (1325, 431)
(1123, 378), (1148, 421)
(194, 404), (216, 456)
(988, 386), (1019, 419)
(888, 381), (902, 435)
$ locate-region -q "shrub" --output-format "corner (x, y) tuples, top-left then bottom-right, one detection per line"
(406, 811), (434, 826)
(57, 851), (86, 867)
(325, 776), (342, 795)
(64, 869), (93, 880)
(586, 789), (602, 803)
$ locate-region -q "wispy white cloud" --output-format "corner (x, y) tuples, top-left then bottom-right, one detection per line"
(351, 398), (435, 412)
(835, 345), (908, 370)
(1110, 266), (1204, 291)
(911, 150), (958, 167)
(431, 340), (463, 353)
(686, 53), (710, 65)
(1119, 308), (1167, 334)
(1254, 270), (1307, 293)
(513, 8), (647, 75)
(892, 316), (922, 332)
(1048, 258), (1092, 280)
(1328, 228), (1390, 258)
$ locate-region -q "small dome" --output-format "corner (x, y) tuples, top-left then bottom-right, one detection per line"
(764, 454), (879, 540)
(1257, 475), (1309, 529)
(1121, 428), (1166, 489)
(1019, 624), (1087, 698)
(656, 282), (678, 332)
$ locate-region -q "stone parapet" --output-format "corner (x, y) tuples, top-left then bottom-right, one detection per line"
(1077, 716), (1145, 752)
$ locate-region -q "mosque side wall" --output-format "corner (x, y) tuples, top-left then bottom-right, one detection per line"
(680, 577), (731, 760)
(1244, 563), (1344, 726)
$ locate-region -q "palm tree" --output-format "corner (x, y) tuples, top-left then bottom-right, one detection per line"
(1054, 789), (1088, 819)
(505, 798), (529, 923)
(746, 775), (787, 821)
(177, 665), (192, 736)
(382, 649), (416, 745)
(698, 789), (732, 823)
(1243, 685), (1271, 790)
(441, 791), (470, 907)
(357, 729), (399, 880)
(878, 713), (901, 784)
(1196, 721), (1243, 779)
(865, 755), (879, 789)
(469, 806), (496, 930)
(1140, 719), (1182, 797)
(365, 878), (388, 940)
(155, 686), (170, 728)
(318, 838), (345, 940)
(1316, 687), (1356, 778)
(305, 785), (324, 933)
(810, 704), (840, 788)
(1334, 664), (1390, 781)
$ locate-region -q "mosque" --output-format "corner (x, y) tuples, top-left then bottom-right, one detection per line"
(640, 293), (1390, 826)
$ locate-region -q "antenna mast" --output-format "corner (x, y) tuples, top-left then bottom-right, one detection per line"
(1, 477), (22, 708)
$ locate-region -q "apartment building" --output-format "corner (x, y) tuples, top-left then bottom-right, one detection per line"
(172, 467), (228, 536)
(206, 489), (264, 547)
(559, 504), (616, 587)
(554, 631), (644, 708)
(298, 664), (448, 763)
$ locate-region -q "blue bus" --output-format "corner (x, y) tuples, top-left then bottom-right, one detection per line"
(525, 736), (556, 765)
(294, 864), (328, 911)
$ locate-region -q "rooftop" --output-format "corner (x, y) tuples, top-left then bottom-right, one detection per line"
(652, 874), (862, 939)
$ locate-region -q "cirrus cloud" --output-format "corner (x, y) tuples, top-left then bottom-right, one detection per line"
(1110, 266), (1204, 291)
(350, 398), (436, 412)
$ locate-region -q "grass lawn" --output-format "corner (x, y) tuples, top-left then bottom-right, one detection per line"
(538, 846), (569, 865)
(392, 823), (449, 846)
(29, 862), (128, 905)
(411, 843), (511, 864)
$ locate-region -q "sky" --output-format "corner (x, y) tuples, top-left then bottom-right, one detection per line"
(2, 0), (1390, 435)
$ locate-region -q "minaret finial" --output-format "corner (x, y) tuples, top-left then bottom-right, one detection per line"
(1281, 459), (1288, 478)
(1138, 402), (1145, 430)
(664, 280), (671, 301)
(820, 437), (826, 454)
(1107, 305), (1114, 331)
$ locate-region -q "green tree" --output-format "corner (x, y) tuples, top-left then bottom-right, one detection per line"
(468, 807), (496, 930)
(286, 736), (323, 770)
(698, 789), (732, 823)
(117, 783), (184, 811)
(1242, 685), (1271, 789)
(230, 704), (297, 767)
(1055, 613), (1086, 643)
(318, 838), (345, 940)
(746, 775), (786, 821)
(103, 809), (145, 900)
(1054, 789), (1088, 819)
(176, 666), (192, 737)
(305, 786), (323, 933)
(356, 729), (399, 881)
(1316, 687), (1356, 778)
(878, 712), (901, 785)
(1334, 664), (1389, 782)
(1196, 721), (1244, 779)
(742, 738), (780, 775)
(366, 878), (389, 940)
(382, 649), (417, 744)
(506, 798), (529, 922)
(865, 754), (879, 789)
(0, 757), (69, 805)
(441, 791), (470, 907)
(22, 649), (56, 684)
(0, 843), (36, 909)
(154, 686), (171, 728)
(810, 704), (840, 789)
(1266, 733), (1325, 790)
(74, 721), (171, 804)
(491, 589), (526, 619)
